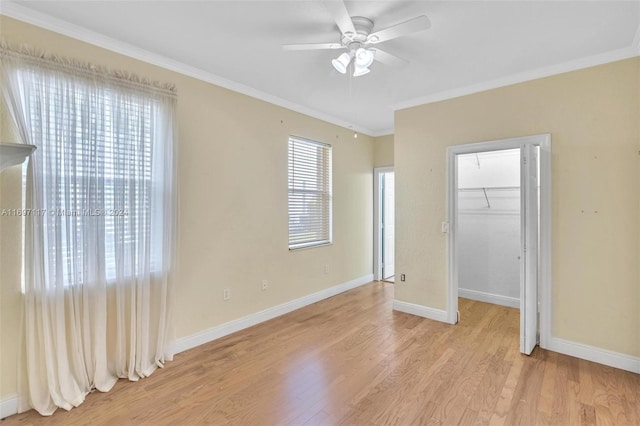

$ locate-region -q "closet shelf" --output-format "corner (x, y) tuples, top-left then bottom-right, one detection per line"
(458, 186), (520, 191)
(458, 185), (520, 209)
(0, 142), (37, 172)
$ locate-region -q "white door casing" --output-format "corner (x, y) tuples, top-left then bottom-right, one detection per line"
(373, 166), (394, 281)
(382, 172), (395, 279)
(446, 134), (551, 354)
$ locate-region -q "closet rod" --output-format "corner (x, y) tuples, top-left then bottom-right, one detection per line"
(482, 188), (491, 208)
(457, 185), (520, 191)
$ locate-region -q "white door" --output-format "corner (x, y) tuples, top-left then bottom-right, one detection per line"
(382, 172), (395, 279)
(520, 144), (539, 355)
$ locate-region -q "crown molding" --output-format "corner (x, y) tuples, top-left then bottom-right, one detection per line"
(0, 1), (378, 137)
(374, 128), (395, 138)
(392, 44), (640, 112)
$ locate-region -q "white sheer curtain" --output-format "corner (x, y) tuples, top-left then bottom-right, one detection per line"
(0, 48), (177, 416)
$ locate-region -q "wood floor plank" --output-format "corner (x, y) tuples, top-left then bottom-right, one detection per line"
(468, 347), (512, 425)
(535, 350), (557, 425)
(457, 407), (479, 425)
(4, 282), (639, 425)
(579, 403), (597, 426)
(488, 351), (524, 425)
(503, 351), (545, 426)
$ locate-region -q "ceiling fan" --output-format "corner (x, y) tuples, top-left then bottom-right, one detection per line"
(283, 1), (431, 77)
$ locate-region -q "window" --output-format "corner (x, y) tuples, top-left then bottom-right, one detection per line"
(288, 136), (332, 249)
(4, 58), (176, 288)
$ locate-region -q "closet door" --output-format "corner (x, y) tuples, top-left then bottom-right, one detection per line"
(520, 144), (539, 355)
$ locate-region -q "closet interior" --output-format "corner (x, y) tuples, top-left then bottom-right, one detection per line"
(456, 149), (521, 309)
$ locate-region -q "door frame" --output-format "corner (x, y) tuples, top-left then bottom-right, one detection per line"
(445, 134), (552, 350)
(374, 166), (394, 281)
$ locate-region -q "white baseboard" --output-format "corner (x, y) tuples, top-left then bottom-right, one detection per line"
(392, 300), (452, 324)
(458, 288), (520, 309)
(0, 394), (18, 420)
(545, 336), (640, 374)
(174, 274), (374, 354)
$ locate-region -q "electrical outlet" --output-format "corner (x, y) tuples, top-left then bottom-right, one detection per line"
(223, 288), (231, 301)
(324, 264), (329, 274)
(400, 274), (406, 282)
(262, 280), (268, 291)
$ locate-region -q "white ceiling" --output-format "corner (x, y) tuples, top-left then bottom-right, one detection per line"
(3, 1), (640, 136)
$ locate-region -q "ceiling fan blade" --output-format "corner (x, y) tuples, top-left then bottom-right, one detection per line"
(367, 15), (431, 44)
(372, 48), (408, 66)
(322, 0), (356, 36)
(282, 43), (343, 51)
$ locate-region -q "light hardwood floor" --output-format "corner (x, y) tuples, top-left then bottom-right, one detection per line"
(5, 282), (639, 425)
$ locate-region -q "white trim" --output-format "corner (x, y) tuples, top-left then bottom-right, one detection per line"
(173, 274), (373, 354)
(376, 128), (395, 138)
(547, 337), (640, 374)
(458, 288), (519, 309)
(445, 147), (458, 324)
(392, 300), (451, 324)
(392, 46), (639, 111)
(446, 134), (552, 348)
(538, 140), (552, 349)
(0, 2), (379, 137)
(0, 394), (18, 420)
(373, 167), (394, 281)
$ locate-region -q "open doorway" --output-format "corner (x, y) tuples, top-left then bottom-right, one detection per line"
(457, 149), (521, 309)
(374, 167), (394, 282)
(446, 135), (551, 355)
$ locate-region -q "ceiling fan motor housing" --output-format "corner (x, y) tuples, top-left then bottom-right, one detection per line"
(341, 16), (375, 50)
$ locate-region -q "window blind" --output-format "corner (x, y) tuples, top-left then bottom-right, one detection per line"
(288, 137), (332, 249)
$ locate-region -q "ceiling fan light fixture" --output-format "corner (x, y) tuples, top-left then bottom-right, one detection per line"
(332, 52), (352, 74)
(353, 65), (370, 77)
(284, 5), (431, 79)
(354, 48), (375, 68)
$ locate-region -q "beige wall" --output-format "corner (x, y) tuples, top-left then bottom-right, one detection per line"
(395, 58), (640, 357)
(373, 134), (394, 167)
(0, 82), (23, 402)
(0, 16), (374, 399)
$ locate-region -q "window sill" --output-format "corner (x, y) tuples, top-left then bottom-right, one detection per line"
(289, 241), (333, 251)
